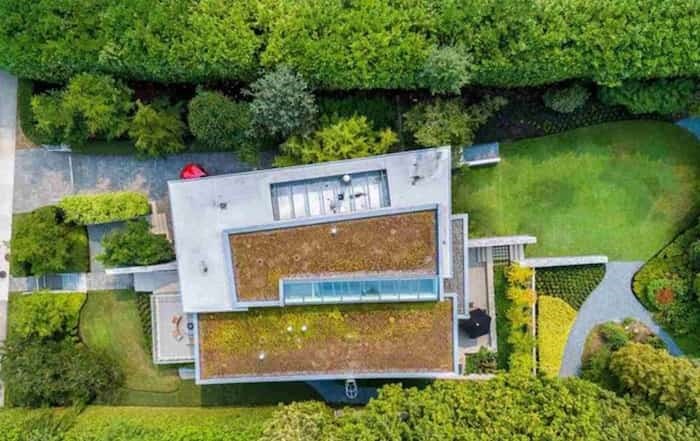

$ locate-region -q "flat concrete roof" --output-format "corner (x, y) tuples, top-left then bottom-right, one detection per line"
(169, 147), (453, 313)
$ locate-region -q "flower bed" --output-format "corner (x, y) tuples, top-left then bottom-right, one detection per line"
(537, 296), (576, 376)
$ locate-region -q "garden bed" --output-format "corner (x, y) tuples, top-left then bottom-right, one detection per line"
(198, 300), (454, 380)
(535, 264), (605, 309)
(229, 210), (438, 302)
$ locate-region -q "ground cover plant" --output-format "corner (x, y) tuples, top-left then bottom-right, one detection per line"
(261, 377), (700, 441)
(59, 191), (150, 225)
(10, 206), (89, 277)
(97, 219), (174, 267)
(198, 301), (453, 380)
(535, 264), (605, 309)
(2, 292), (122, 407)
(503, 264), (536, 375)
(633, 218), (700, 355)
(454, 121), (700, 261)
(229, 210), (437, 301)
(599, 79), (698, 115)
(537, 296), (576, 376)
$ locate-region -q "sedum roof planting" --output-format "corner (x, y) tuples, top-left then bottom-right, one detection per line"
(229, 210), (438, 302)
(197, 300), (454, 381)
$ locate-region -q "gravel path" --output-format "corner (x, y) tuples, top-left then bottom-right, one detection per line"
(13, 149), (251, 213)
(559, 261), (682, 377)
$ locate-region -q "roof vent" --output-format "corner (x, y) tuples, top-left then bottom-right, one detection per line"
(200, 260), (208, 274)
(258, 351), (266, 361)
(341, 174), (352, 184)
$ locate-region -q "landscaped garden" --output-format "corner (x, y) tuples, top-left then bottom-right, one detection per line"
(453, 121), (700, 261)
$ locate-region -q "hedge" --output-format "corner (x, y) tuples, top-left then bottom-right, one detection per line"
(504, 264), (536, 375)
(59, 192), (150, 225)
(0, 406), (274, 441)
(537, 296), (577, 376)
(535, 264), (605, 309)
(1, 1), (698, 89)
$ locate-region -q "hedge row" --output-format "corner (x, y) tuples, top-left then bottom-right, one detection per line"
(0, 406), (273, 441)
(537, 295), (577, 376)
(504, 264), (536, 375)
(0, 0), (698, 88)
(59, 192), (150, 225)
(535, 264), (606, 309)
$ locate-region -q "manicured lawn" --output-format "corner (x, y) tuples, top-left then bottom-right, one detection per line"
(493, 265), (511, 369)
(79, 290), (319, 406)
(453, 121), (700, 260)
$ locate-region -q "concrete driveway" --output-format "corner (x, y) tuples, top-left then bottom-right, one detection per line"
(13, 150), (252, 213)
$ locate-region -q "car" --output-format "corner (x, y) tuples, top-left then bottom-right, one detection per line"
(180, 163), (208, 179)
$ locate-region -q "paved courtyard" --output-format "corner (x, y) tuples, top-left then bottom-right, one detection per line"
(13, 150), (252, 213)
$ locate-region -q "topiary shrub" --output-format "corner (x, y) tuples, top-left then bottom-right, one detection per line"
(542, 84), (590, 113)
(59, 192), (150, 225)
(598, 78), (697, 115)
(97, 219), (174, 267)
(188, 90), (253, 152)
(249, 67), (318, 139)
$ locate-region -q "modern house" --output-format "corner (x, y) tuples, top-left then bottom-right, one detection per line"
(142, 147), (534, 384)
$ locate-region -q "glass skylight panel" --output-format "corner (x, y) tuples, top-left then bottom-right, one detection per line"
(282, 277), (439, 305)
(271, 170), (390, 220)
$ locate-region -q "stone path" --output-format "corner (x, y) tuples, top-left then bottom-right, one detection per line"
(13, 149), (251, 213)
(559, 261), (682, 377)
(0, 70), (17, 406)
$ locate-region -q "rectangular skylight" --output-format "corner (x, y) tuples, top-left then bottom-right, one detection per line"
(271, 170), (390, 220)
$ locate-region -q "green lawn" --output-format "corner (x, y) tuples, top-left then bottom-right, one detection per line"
(453, 121), (700, 261)
(79, 291), (318, 406)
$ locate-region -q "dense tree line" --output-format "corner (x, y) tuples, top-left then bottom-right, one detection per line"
(1, 0), (698, 89)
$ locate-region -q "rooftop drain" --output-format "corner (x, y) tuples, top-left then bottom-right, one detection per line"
(199, 260), (208, 274)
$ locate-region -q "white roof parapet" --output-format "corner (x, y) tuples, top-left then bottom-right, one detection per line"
(467, 235), (537, 248)
(518, 255), (608, 268)
(105, 261), (178, 275)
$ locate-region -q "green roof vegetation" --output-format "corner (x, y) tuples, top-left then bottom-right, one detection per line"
(199, 301), (453, 380)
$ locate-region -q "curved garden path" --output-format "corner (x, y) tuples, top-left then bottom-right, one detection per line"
(559, 261), (682, 377)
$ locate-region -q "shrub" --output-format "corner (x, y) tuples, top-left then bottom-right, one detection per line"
(598, 79), (697, 114)
(581, 346), (615, 389)
(645, 278), (685, 310)
(598, 323), (630, 351)
(32, 74), (133, 146)
(261, 402), (333, 441)
(1, 337), (122, 407)
(249, 67), (318, 138)
(419, 45), (471, 95)
(10, 206), (89, 277)
(464, 347), (498, 374)
(542, 84), (590, 113)
(504, 263), (536, 375)
(535, 264), (605, 309)
(129, 101), (185, 157)
(97, 220), (174, 267)
(609, 343), (700, 419)
(689, 240), (700, 271)
(188, 90), (252, 151)
(59, 192), (150, 225)
(17, 79), (47, 145)
(9, 292), (85, 341)
(537, 296), (576, 376)
(275, 116), (397, 166)
(317, 96), (398, 132)
(135, 293), (152, 351)
(404, 96), (507, 149)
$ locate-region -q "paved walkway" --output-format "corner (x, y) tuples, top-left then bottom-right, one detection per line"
(559, 261), (682, 377)
(0, 70), (17, 406)
(13, 150), (251, 213)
